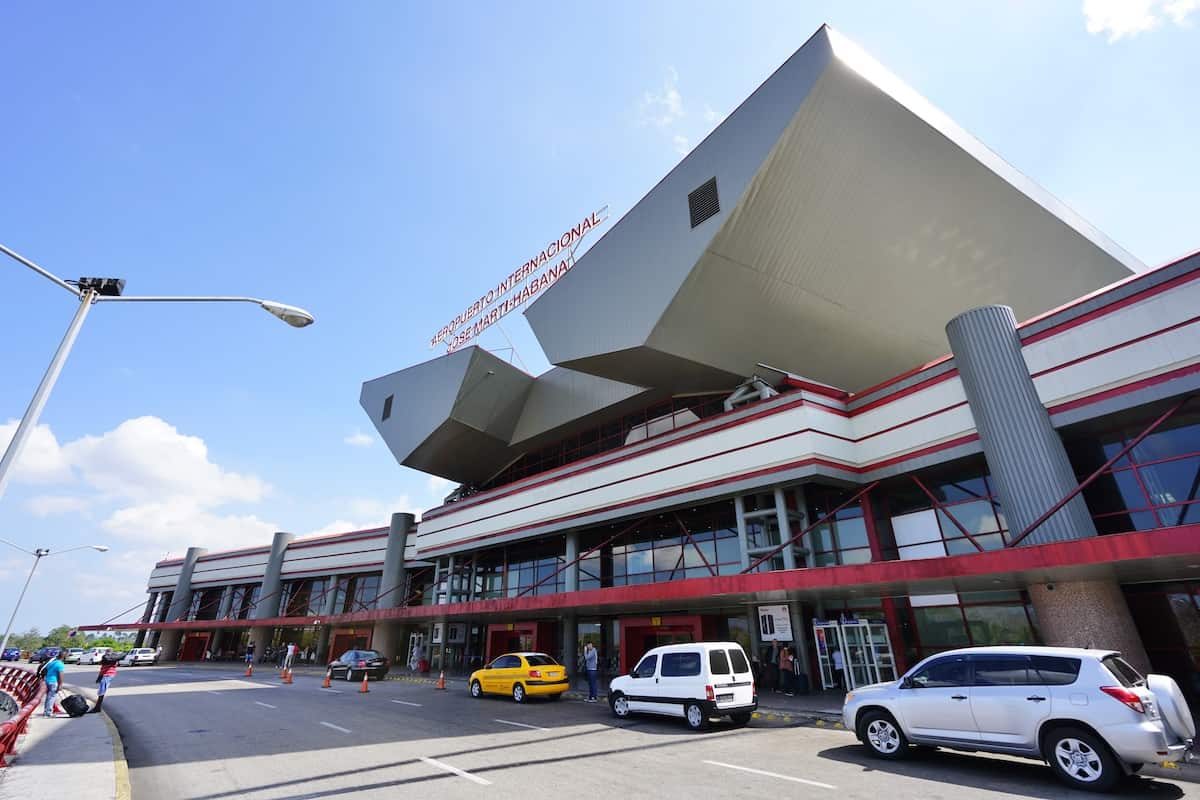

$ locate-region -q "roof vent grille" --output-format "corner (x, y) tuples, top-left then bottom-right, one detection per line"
(688, 177), (720, 228)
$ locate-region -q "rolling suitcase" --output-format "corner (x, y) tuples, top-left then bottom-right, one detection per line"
(61, 694), (89, 718)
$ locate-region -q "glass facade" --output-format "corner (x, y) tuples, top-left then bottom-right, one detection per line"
(805, 487), (872, 566)
(1065, 409), (1200, 534)
(895, 590), (1037, 665)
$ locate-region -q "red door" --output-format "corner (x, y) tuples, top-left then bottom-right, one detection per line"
(180, 634), (209, 661)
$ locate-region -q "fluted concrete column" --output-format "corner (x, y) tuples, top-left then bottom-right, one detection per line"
(140, 593), (157, 624)
(379, 513), (414, 609)
(564, 531), (579, 593)
(774, 487), (797, 570)
(733, 495), (751, 571)
(166, 547), (208, 621)
(946, 305), (1096, 545)
(323, 575), (341, 617)
(255, 532), (296, 620)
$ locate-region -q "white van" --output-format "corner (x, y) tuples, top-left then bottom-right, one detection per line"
(608, 641), (757, 730)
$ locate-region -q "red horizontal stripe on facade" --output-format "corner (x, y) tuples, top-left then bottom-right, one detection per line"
(1046, 362), (1200, 415)
(87, 526), (1200, 632)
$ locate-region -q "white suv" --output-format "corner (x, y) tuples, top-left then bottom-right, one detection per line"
(842, 646), (1194, 792)
(120, 647), (159, 666)
(608, 642), (757, 731)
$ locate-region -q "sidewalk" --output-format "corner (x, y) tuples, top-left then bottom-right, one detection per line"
(0, 686), (129, 800)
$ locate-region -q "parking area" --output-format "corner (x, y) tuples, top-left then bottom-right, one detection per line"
(59, 664), (1198, 799)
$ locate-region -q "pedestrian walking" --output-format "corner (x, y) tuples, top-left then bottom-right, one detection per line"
(90, 651), (119, 714)
(583, 641), (599, 702)
(778, 646), (794, 696)
(245, 644), (255, 664)
(41, 649), (66, 717)
(283, 641), (296, 671)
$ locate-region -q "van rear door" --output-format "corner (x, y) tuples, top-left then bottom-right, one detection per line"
(713, 647), (755, 709)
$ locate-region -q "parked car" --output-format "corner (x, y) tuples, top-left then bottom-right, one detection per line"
(469, 652), (569, 703)
(328, 649), (389, 682)
(843, 646), (1195, 793)
(29, 647), (61, 664)
(0, 648), (20, 662)
(63, 648), (85, 664)
(119, 647), (159, 666)
(608, 641), (757, 730)
(78, 647), (113, 665)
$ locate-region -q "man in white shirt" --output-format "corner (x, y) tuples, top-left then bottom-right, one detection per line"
(283, 642), (296, 671)
(832, 648), (846, 690)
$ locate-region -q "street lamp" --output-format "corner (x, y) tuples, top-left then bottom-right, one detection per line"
(0, 242), (315, 504)
(0, 539), (109, 657)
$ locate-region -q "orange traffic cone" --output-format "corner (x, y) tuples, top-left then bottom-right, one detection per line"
(322, 669), (331, 689)
(245, 663), (253, 677)
(53, 699), (64, 715)
(282, 668), (293, 685)
(435, 670), (446, 690)
(359, 673), (369, 694)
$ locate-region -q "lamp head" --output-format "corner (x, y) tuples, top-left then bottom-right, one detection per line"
(92, 545), (110, 553)
(259, 301), (314, 328)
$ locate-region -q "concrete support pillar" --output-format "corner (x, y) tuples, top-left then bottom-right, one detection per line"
(562, 613), (577, 686)
(165, 547), (208, 622)
(564, 531), (579, 593)
(774, 487), (797, 571)
(250, 627), (272, 660)
(733, 495), (751, 571)
(946, 306), (1097, 545)
(372, 621), (401, 664)
(379, 513), (414, 609)
(134, 630), (147, 648)
(217, 586), (234, 620)
(323, 575), (341, 617)
(140, 593), (157, 624)
(158, 629), (182, 661)
(254, 532), (296, 621)
(1028, 579), (1150, 674)
(791, 484), (810, 566)
(315, 626), (331, 664)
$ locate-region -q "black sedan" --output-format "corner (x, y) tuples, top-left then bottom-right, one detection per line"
(328, 649), (389, 682)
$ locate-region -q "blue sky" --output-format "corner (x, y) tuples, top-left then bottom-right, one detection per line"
(1, 1), (1197, 633)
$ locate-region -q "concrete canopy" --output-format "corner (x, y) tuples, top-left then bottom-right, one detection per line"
(523, 26), (1139, 394)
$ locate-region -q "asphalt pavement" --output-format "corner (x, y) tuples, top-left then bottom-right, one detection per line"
(51, 663), (1199, 800)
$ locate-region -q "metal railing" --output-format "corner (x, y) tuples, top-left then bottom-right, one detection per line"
(0, 665), (48, 767)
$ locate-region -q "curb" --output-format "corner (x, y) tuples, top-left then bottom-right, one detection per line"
(65, 684), (131, 800)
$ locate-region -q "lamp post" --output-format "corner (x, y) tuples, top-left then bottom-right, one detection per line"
(0, 540), (109, 657)
(0, 242), (315, 504)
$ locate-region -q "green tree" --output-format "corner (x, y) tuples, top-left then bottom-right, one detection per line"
(42, 625), (75, 648)
(9, 628), (41, 653)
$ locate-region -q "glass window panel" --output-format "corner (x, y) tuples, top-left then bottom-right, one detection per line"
(716, 561), (741, 576)
(939, 500), (1000, 536)
(1132, 421), (1200, 463)
(840, 548), (872, 565)
(813, 552), (838, 567)
(626, 551), (652, 574)
(835, 518), (869, 550)
(809, 523), (834, 553)
(652, 545), (681, 573)
(964, 605), (1034, 646)
(683, 541), (716, 569)
(714, 536), (741, 564)
(1083, 470), (1148, 514)
(912, 606), (970, 648)
(934, 475), (989, 503)
(1137, 457), (1200, 507)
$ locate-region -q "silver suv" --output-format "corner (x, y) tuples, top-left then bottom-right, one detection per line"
(842, 646), (1194, 792)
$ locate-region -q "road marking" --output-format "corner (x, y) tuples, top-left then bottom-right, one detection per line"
(320, 721), (351, 734)
(207, 691), (222, 695)
(391, 699), (422, 707)
(254, 701), (277, 709)
(702, 760), (834, 789)
(419, 756), (491, 785)
(493, 718), (548, 731)
(320, 688), (343, 694)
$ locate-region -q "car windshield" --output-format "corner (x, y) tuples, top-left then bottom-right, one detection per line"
(354, 651), (381, 660)
(525, 655), (558, 666)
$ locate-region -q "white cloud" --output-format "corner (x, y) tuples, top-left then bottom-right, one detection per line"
(1083, 0), (1198, 41)
(26, 495), (92, 517)
(703, 104), (720, 124)
(673, 134), (691, 155)
(0, 420), (73, 484)
(638, 66), (685, 127)
(102, 501), (278, 553)
(343, 430), (374, 448)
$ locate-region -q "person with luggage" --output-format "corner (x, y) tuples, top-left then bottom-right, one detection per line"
(41, 649), (66, 717)
(90, 652), (119, 713)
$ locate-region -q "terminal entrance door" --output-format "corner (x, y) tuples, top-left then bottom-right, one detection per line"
(812, 619), (897, 690)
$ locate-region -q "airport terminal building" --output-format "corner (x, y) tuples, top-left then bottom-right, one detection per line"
(95, 27), (1200, 705)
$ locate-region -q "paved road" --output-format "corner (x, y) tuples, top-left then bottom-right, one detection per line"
(60, 664), (1198, 800)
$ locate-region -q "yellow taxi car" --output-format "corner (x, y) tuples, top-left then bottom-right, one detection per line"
(468, 652), (569, 703)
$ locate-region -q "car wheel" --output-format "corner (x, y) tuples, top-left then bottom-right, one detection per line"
(684, 702), (709, 731)
(1043, 726), (1120, 793)
(859, 710), (909, 759)
(610, 692), (630, 719)
(512, 683), (526, 703)
(471, 680), (483, 698)
(730, 711), (752, 726)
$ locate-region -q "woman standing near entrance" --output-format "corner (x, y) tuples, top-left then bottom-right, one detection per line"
(778, 646), (794, 696)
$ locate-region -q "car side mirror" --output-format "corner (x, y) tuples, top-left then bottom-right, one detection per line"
(900, 676), (914, 689)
